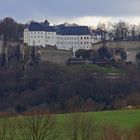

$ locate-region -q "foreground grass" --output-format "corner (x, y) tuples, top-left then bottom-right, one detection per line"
(0, 109), (140, 139)
(56, 109), (140, 129)
(55, 109), (140, 140)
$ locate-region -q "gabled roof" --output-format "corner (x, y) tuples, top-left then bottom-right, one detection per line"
(28, 22), (44, 31)
(26, 22), (56, 32)
(44, 19), (50, 26)
(42, 24), (56, 32)
(56, 26), (91, 35)
(26, 22), (91, 35)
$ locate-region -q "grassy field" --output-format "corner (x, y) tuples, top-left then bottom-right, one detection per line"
(54, 109), (140, 140)
(56, 109), (140, 129)
(81, 64), (121, 74)
(63, 64), (121, 75)
(0, 109), (140, 139)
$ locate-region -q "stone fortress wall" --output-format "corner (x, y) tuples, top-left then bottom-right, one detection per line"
(39, 48), (72, 64)
(0, 41), (140, 65)
(92, 41), (140, 64)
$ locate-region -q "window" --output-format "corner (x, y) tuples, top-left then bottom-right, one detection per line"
(81, 37), (83, 39)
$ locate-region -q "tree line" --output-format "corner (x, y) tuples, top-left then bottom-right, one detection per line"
(0, 60), (139, 113)
(96, 21), (140, 41)
(0, 17), (24, 43)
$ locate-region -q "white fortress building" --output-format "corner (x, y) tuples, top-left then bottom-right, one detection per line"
(24, 20), (99, 53)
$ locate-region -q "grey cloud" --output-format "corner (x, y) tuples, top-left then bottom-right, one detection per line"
(0, 0), (140, 22)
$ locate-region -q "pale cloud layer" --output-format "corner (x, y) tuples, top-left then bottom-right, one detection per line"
(0, 0), (140, 25)
(50, 16), (140, 26)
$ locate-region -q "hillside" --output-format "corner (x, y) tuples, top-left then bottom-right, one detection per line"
(0, 61), (139, 113)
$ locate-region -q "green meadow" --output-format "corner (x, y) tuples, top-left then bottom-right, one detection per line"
(0, 109), (140, 140)
(57, 109), (140, 129)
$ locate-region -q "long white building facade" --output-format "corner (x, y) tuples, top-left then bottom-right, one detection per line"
(24, 21), (98, 53)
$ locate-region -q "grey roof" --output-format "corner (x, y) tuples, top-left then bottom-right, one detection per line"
(26, 22), (91, 35)
(28, 22), (44, 31)
(27, 22), (55, 32)
(42, 24), (56, 32)
(56, 26), (91, 35)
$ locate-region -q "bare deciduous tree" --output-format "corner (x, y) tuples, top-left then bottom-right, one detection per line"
(64, 113), (97, 140)
(19, 111), (57, 140)
(0, 118), (17, 140)
(81, 115), (97, 140)
(0, 119), (7, 140)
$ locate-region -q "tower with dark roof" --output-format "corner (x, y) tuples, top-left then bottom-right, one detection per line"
(44, 19), (50, 26)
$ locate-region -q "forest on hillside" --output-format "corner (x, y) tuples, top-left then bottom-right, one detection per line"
(0, 61), (139, 114)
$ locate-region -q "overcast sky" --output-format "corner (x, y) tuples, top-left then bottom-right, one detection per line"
(0, 0), (140, 26)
